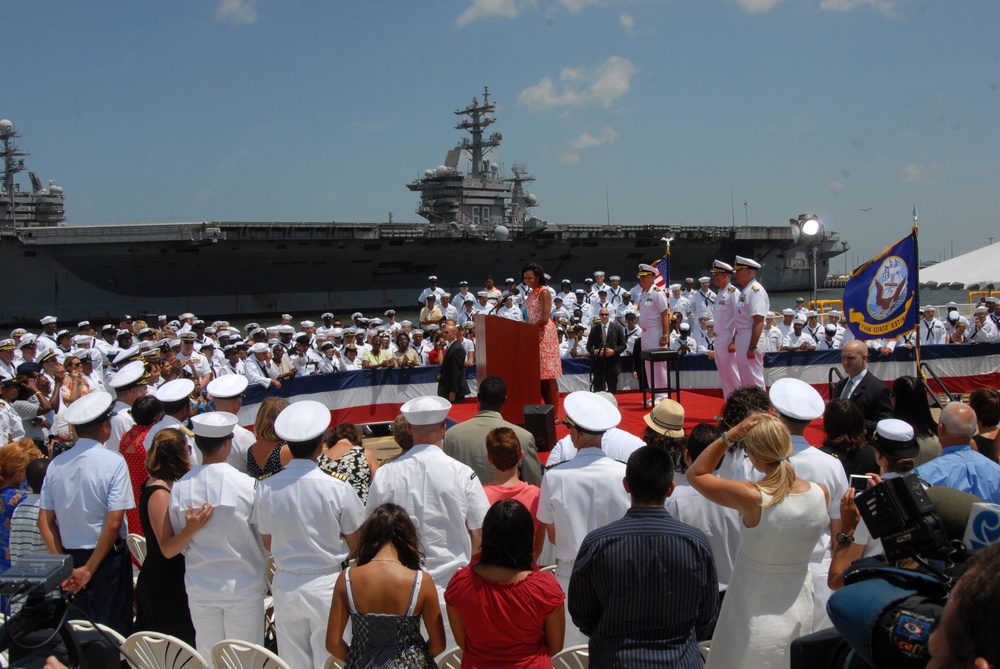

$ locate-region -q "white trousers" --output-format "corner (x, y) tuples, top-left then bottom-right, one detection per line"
(640, 332), (669, 403)
(273, 570), (336, 669)
(714, 334), (740, 398)
(188, 594), (264, 662)
(809, 557), (834, 631)
(556, 564), (588, 649)
(734, 329), (766, 390)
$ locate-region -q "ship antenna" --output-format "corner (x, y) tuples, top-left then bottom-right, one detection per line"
(606, 183), (611, 226)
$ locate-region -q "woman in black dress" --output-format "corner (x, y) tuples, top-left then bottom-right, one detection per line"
(135, 428), (214, 645)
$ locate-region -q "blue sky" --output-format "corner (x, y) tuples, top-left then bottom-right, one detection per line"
(5, 0), (998, 270)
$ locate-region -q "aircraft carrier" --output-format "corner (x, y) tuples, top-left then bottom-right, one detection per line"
(1, 91), (847, 324)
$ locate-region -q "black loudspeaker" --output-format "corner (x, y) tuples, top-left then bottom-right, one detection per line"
(523, 404), (557, 452)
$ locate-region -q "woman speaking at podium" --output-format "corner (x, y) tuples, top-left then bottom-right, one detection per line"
(522, 263), (562, 406)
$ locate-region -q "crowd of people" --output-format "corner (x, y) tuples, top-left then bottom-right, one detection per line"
(0, 264), (999, 668)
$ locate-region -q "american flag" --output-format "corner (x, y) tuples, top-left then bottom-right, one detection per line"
(651, 254), (670, 291)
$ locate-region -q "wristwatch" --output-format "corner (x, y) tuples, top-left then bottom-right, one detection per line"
(836, 532), (855, 544)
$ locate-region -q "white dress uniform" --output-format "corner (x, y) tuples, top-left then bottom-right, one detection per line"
(918, 316), (946, 345)
(544, 428), (645, 467)
(169, 463), (267, 660)
(782, 330), (817, 350)
(558, 290), (578, 307)
(106, 400), (135, 453)
(254, 460), (365, 669)
(664, 488), (742, 592)
(417, 286), (446, 305)
(762, 325), (783, 353)
(713, 281), (741, 398)
(292, 348), (325, 376)
(226, 424), (255, 474)
(176, 350), (212, 379)
(968, 317), (998, 343)
(0, 399), (25, 445)
(693, 288), (717, 319)
(537, 447), (630, 646)
(734, 277), (769, 390)
(144, 415), (200, 466)
(637, 285), (670, 402)
(244, 356), (278, 389)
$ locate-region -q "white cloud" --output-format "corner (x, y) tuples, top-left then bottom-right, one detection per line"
(736, 0), (784, 13)
(568, 125), (619, 150)
(518, 56), (638, 112)
(457, 0), (519, 26)
(819, 0), (897, 16)
(558, 0), (602, 11)
(619, 12), (635, 33)
(216, 0), (258, 25)
(830, 180), (847, 190)
(560, 151), (582, 165)
(902, 162), (942, 185)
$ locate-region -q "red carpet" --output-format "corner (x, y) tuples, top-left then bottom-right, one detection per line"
(448, 390), (828, 461)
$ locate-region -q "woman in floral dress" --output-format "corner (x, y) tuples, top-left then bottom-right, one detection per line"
(522, 263), (562, 405)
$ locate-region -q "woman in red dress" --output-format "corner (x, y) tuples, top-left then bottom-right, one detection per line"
(118, 395), (164, 538)
(522, 263), (562, 406)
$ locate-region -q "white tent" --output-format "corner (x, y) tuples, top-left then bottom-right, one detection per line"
(919, 242), (1000, 290)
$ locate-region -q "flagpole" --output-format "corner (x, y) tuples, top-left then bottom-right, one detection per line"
(912, 206), (923, 383)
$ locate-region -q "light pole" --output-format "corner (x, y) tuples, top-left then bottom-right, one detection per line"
(743, 201), (749, 227)
(789, 214), (825, 307)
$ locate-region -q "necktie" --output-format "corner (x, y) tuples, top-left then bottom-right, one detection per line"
(840, 378), (854, 399)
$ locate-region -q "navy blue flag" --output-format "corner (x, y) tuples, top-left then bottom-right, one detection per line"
(844, 230), (918, 340)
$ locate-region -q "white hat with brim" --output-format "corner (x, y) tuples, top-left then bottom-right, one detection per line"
(191, 412), (239, 439)
(109, 360), (147, 390)
(250, 342), (269, 354)
(769, 378), (824, 421)
(274, 400), (330, 442)
(155, 378), (195, 403)
(207, 374), (249, 400)
(563, 391), (621, 433)
(40, 316), (58, 325)
(112, 347), (140, 365)
(734, 256), (761, 270)
(63, 391), (114, 426)
(401, 396), (451, 426)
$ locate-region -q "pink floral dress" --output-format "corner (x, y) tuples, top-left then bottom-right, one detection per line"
(526, 289), (562, 380)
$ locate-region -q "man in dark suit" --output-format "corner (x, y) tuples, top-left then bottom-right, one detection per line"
(437, 323), (470, 403)
(586, 307), (628, 393)
(833, 340), (892, 422)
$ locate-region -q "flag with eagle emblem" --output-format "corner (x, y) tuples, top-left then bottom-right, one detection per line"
(843, 229), (918, 340)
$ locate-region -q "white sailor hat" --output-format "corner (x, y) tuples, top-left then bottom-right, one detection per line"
(442, 292), (452, 299)
(207, 374), (248, 400)
(698, 276), (711, 283)
(707, 319), (715, 326)
(205, 327), (218, 335)
(624, 310), (638, 319)
(320, 341), (334, 350)
(0, 339), (14, 352)
(792, 315), (806, 325)
(250, 327), (267, 338)
(871, 419), (918, 459)
(330, 328), (344, 338)
(679, 322), (690, 332)
(384, 310), (396, 317)
(563, 391), (621, 433)
(108, 360), (147, 390)
(427, 324), (440, 331)
(322, 312), (334, 319)
(56, 330), (71, 340)
(610, 275), (621, 281)
(459, 280), (469, 286)
(643, 398), (685, 437)
(711, 260), (733, 273)
(223, 344), (239, 355)
(766, 311), (777, 319)
(15, 335), (36, 349)
(796, 297), (805, 303)
(806, 310), (818, 318)
(245, 322), (260, 331)
(553, 295), (563, 301)
(584, 277), (594, 283)
(769, 378), (824, 421)
(370, 318), (383, 326)
(401, 395), (451, 426)
(168, 339), (183, 351)
(594, 270), (605, 277)
(974, 305), (989, 314)
(782, 308), (795, 316)
(426, 293), (437, 300)
(191, 412), (239, 439)
(827, 310), (842, 318)
(669, 283), (681, 291)
(427, 275), (438, 281)
(157, 315), (167, 321)
(63, 391), (114, 426)
(40, 316), (57, 325)
(733, 256), (761, 270)
(987, 297), (998, 304)
(342, 327), (356, 336)
(300, 320), (315, 328)
(250, 342), (269, 354)
(922, 304), (935, 311)
(575, 289), (586, 295)
(72, 334), (91, 345)
(280, 314), (292, 321)
(112, 346), (140, 365)
(274, 400), (330, 442)
(412, 329), (425, 336)
(561, 279), (572, 284)
(192, 320), (205, 327)
(101, 324), (116, 333)
(156, 378), (195, 403)
(10, 328), (27, 337)
(200, 339), (216, 349)
(476, 291), (487, 297)
(77, 321), (91, 330)
(179, 312), (194, 320)
(637, 264), (656, 277)
(137, 340), (155, 352)
(598, 287), (608, 294)
(505, 277), (515, 284)
(351, 312), (364, 319)
(278, 325), (295, 334)
(946, 301), (958, 309)
(116, 329), (132, 338)
(825, 324), (838, 334)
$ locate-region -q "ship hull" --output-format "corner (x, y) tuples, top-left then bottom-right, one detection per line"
(2, 221), (840, 323)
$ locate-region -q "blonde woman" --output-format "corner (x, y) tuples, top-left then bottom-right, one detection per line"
(688, 414), (828, 669)
(248, 397), (292, 478)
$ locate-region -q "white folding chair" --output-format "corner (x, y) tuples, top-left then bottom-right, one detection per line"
(540, 564), (557, 574)
(323, 656), (345, 669)
(69, 619), (127, 646)
(699, 639), (711, 665)
(211, 638), (291, 669)
(435, 646), (463, 669)
(122, 630), (209, 669)
(126, 533), (147, 566)
(551, 644), (589, 669)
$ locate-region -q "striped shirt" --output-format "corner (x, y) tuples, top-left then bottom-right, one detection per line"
(9, 494), (45, 563)
(569, 506), (719, 668)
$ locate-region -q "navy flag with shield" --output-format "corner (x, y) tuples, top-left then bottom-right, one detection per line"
(843, 229), (918, 341)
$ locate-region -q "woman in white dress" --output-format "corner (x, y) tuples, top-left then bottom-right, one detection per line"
(688, 414), (828, 669)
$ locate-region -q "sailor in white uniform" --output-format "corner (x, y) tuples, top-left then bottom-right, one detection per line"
(732, 255), (769, 391)
(969, 306), (999, 343)
(254, 401), (365, 669)
(782, 317), (817, 351)
(816, 324), (843, 350)
(918, 306), (947, 345)
(318, 342), (341, 373)
(176, 333), (213, 390)
(244, 342), (281, 390)
(452, 281), (474, 310)
(145, 378), (200, 465)
(558, 280), (578, 307)
(365, 396), (490, 648)
(171, 412), (267, 660)
(635, 264), (671, 404)
(669, 284), (693, 324)
(105, 360), (148, 452)
(711, 260), (741, 399)
(761, 312), (784, 353)
(622, 311), (642, 356)
(205, 375), (254, 474)
(537, 391), (630, 647)
(292, 333), (325, 376)
(36, 316), (59, 355)
(0, 339), (17, 381)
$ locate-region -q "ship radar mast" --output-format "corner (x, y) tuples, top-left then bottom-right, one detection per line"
(454, 86), (503, 177)
(0, 120), (65, 228)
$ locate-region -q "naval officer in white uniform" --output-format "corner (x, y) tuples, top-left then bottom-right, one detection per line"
(254, 401), (365, 669)
(733, 255), (769, 391)
(711, 260), (741, 399)
(635, 264), (671, 404)
(206, 374), (255, 474)
(170, 411), (267, 660)
(105, 360), (148, 452)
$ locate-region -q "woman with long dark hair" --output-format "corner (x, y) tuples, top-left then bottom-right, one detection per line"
(327, 503), (444, 667)
(522, 263), (562, 405)
(445, 499), (565, 667)
(891, 375), (941, 465)
(821, 399), (877, 477)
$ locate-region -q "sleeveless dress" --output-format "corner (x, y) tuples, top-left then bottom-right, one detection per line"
(119, 424), (152, 538)
(317, 444), (373, 504)
(134, 484), (197, 646)
(247, 442), (284, 479)
(344, 567), (435, 669)
(705, 482), (828, 669)
(525, 289), (562, 380)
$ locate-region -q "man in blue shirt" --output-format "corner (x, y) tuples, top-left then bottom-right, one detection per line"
(915, 401), (1000, 503)
(569, 446), (719, 668)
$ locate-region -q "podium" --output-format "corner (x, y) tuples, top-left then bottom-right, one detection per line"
(474, 314), (542, 424)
